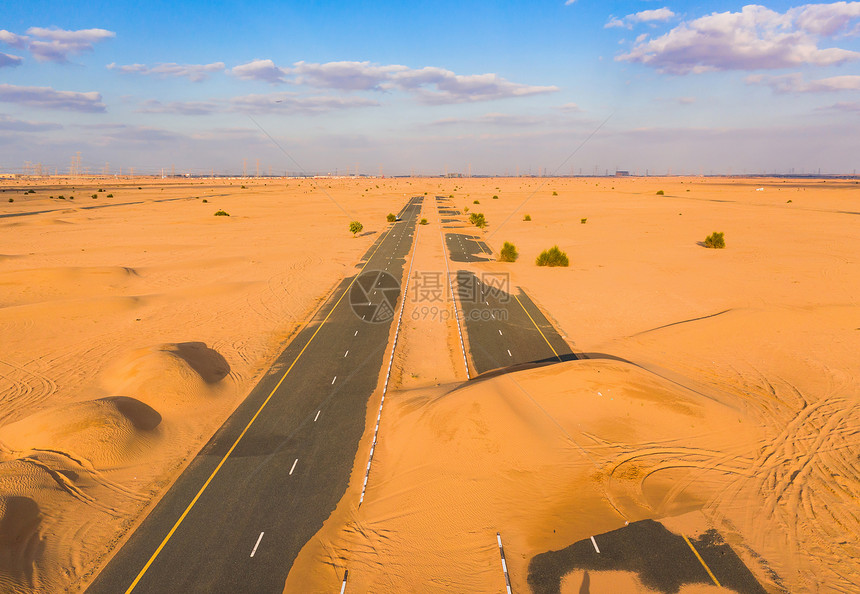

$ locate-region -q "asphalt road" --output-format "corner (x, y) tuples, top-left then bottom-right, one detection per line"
(87, 196), (423, 594)
(528, 519), (767, 594)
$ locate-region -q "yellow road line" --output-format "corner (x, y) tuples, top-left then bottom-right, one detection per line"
(682, 534), (722, 588)
(125, 219), (400, 593)
(513, 294), (562, 362)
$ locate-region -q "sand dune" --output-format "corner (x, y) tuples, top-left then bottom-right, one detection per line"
(287, 358), (764, 592)
(0, 340), (235, 592)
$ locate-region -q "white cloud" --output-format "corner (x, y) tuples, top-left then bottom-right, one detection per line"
(136, 99), (221, 115)
(747, 72), (860, 92)
(0, 114), (62, 132)
(606, 7), (676, 29)
(0, 84), (106, 112)
(230, 59), (288, 83)
(107, 62), (225, 82)
(229, 92), (379, 113)
(618, 3), (860, 74)
(790, 2), (860, 35)
(230, 59), (558, 103)
(826, 100), (860, 111)
(0, 27), (115, 63)
(135, 92), (378, 115)
(0, 52), (23, 67)
(555, 102), (582, 112)
(0, 30), (28, 48)
(431, 112), (548, 126)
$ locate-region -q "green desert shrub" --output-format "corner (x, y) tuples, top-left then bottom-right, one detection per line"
(92, 194), (98, 199)
(241, 185), (247, 189)
(98, 188), (105, 192)
(419, 218), (428, 225)
(499, 242), (518, 262)
(536, 245), (569, 267)
(107, 194), (113, 198)
(581, 218), (587, 224)
(523, 214), (531, 221)
(492, 195), (499, 199)
(349, 220), (363, 236)
(469, 212), (486, 228)
(214, 210), (230, 216)
(473, 200), (480, 204)
(8, 198), (13, 202)
(387, 213), (397, 222)
(202, 199), (208, 203)
(704, 231), (725, 249)
(552, 191), (558, 196)
(656, 190), (665, 195)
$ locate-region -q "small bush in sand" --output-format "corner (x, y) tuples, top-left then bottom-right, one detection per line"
(107, 194), (113, 198)
(492, 195), (499, 199)
(214, 210), (230, 217)
(241, 185), (247, 189)
(8, 198), (13, 202)
(464, 206), (469, 213)
(581, 218), (587, 224)
(473, 200), (480, 204)
(58, 195), (65, 199)
(349, 221), (363, 236)
(704, 231), (725, 249)
(536, 246), (569, 267)
(523, 214), (531, 221)
(469, 212), (486, 228)
(387, 213), (397, 222)
(499, 242), (518, 262)
(552, 191), (558, 196)
(98, 188), (105, 192)
(92, 194), (98, 199)
(656, 190), (665, 195)
(419, 218), (428, 225)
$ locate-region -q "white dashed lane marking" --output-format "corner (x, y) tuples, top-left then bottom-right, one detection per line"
(507, 349), (512, 357)
(314, 410), (320, 422)
(590, 536), (600, 553)
(289, 459), (298, 475)
(250, 532), (264, 558)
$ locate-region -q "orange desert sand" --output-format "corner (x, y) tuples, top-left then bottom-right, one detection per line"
(0, 176), (857, 593)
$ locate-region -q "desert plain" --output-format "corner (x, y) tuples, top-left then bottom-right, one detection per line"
(0, 175), (857, 593)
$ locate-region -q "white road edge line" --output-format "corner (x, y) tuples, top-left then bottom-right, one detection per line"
(507, 349), (512, 357)
(359, 205), (420, 507)
(250, 532), (264, 557)
(497, 532), (513, 594)
(289, 459), (298, 475)
(440, 225), (471, 380)
(591, 535), (600, 554)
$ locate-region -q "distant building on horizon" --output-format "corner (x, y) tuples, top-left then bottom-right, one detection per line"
(615, 170), (630, 177)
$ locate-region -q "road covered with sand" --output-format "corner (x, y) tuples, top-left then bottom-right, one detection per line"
(0, 176), (858, 592)
(286, 177), (859, 593)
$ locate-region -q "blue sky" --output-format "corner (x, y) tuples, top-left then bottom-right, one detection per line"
(2, 1), (859, 175)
